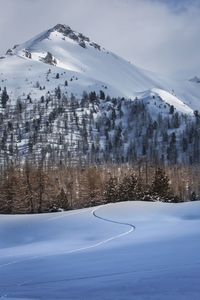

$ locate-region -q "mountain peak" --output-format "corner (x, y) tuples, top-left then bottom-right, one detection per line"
(52, 23), (90, 47)
(6, 23), (102, 57)
(50, 23), (102, 50)
(53, 23), (72, 33)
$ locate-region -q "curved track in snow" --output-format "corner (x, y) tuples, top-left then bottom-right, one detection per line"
(0, 204), (135, 269)
(92, 205), (135, 243)
(49, 205), (135, 255)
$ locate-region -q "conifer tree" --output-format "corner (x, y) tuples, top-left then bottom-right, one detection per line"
(104, 176), (118, 203)
(151, 168), (171, 201)
(1, 87), (9, 108)
(118, 173), (137, 201)
(55, 188), (70, 211)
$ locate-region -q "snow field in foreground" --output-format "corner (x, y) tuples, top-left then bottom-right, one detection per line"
(0, 201), (200, 299)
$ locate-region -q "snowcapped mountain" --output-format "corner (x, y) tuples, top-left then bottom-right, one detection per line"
(0, 23), (199, 113)
(0, 24), (200, 165)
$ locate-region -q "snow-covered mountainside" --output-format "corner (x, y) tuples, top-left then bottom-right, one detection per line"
(0, 23), (199, 112)
(0, 24), (200, 165)
(0, 201), (200, 299)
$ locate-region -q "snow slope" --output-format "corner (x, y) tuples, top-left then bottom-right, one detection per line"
(0, 24), (199, 113)
(0, 201), (200, 299)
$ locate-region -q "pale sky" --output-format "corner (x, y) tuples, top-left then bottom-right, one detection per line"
(0, 0), (200, 78)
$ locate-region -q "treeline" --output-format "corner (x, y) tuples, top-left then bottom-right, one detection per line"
(0, 163), (199, 214)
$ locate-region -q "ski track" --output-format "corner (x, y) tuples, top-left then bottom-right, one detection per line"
(0, 205), (135, 271)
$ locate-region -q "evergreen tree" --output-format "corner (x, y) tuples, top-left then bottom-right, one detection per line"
(118, 173), (137, 201)
(104, 176), (118, 203)
(169, 105), (174, 114)
(1, 87), (9, 108)
(151, 168), (171, 201)
(55, 86), (61, 100)
(190, 191), (197, 201)
(99, 90), (105, 100)
(89, 91), (97, 101)
(55, 188), (70, 211)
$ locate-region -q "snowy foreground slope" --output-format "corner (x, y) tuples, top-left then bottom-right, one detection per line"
(0, 201), (200, 299)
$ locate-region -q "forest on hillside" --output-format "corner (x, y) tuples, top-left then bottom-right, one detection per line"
(0, 87), (200, 168)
